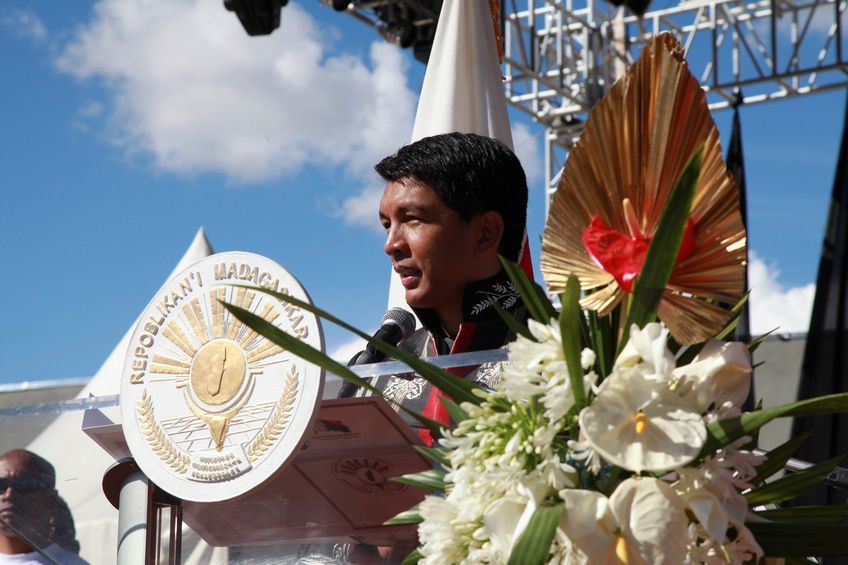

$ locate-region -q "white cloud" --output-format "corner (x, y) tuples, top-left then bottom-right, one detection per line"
(2, 9), (47, 43)
(748, 251), (815, 335)
(332, 184), (384, 230)
(55, 0), (416, 183)
(512, 121), (544, 185)
(329, 336), (366, 364)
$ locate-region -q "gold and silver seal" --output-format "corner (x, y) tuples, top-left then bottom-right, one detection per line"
(120, 252), (324, 502)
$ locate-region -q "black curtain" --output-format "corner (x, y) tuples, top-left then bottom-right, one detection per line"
(791, 94), (848, 511)
(727, 101), (755, 411)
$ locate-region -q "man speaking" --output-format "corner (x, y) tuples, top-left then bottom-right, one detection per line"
(350, 132), (530, 444)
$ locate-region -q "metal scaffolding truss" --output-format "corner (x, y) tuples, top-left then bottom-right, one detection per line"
(329, 0), (847, 203)
(500, 0), (848, 203)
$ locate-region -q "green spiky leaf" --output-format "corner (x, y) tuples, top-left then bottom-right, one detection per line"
(385, 505), (423, 526)
(751, 429), (815, 484)
(747, 522), (848, 556)
(226, 288), (481, 406)
(499, 256), (557, 324)
(701, 392), (848, 453)
(414, 445), (449, 467)
(507, 505), (563, 565)
(439, 396), (469, 424)
(492, 300), (535, 341)
(391, 469), (446, 491)
(402, 548), (422, 565)
(752, 505), (848, 523)
(560, 275), (587, 408)
(222, 301), (445, 437)
(618, 148), (702, 354)
(745, 456), (844, 506)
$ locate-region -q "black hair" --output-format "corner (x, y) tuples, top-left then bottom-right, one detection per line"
(375, 132), (528, 261)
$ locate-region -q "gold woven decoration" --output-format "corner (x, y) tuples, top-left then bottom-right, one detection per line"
(540, 33), (747, 344)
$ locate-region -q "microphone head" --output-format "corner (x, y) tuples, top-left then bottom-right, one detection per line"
(381, 307), (417, 340)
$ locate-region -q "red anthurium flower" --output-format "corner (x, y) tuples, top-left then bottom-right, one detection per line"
(582, 216), (648, 293)
(582, 215), (696, 293)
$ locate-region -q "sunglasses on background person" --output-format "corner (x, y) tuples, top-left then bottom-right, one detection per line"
(0, 476), (52, 494)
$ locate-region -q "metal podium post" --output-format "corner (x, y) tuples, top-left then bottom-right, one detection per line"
(117, 471), (148, 564)
(103, 458), (182, 565)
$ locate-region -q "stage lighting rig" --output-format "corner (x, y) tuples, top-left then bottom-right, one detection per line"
(224, 0), (289, 36)
(328, 1), (443, 64)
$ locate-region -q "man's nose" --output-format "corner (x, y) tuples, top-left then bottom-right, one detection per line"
(383, 225), (407, 258)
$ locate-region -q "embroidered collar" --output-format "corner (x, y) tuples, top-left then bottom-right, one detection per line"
(411, 270), (527, 353)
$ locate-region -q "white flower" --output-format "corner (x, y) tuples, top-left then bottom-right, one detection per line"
(579, 367), (707, 472)
(566, 437), (603, 475)
(673, 340), (751, 416)
(441, 392), (577, 490)
(674, 441), (765, 563)
(556, 478), (688, 564)
(483, 483), (540, 561)
(501, 319), (594, 423)
(417, 495), (466, 565)
(581, 348), (596, 370)
(615, 323), (675, 382)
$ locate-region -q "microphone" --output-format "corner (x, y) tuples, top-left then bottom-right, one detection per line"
(338, 308), (417, 398)
(356, 308), (417, 365)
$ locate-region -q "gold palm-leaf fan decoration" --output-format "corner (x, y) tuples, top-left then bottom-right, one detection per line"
(540, 33), (747, 344)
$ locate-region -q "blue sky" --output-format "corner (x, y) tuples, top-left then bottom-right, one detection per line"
(0, 0), (842, 385)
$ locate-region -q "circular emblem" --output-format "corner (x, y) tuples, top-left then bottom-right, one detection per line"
(120, 252), (324, 502)
(331, 458), (408, 496)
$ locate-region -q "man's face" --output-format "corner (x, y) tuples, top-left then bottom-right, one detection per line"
(0, 453), (54, 544)
(379, 180), (477, 316)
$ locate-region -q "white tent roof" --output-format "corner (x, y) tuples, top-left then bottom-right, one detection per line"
(26, 228), (216, 563)
(77, 227), (214, 399)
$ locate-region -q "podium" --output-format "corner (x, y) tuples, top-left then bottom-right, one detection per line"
(84, 394), (430, 551)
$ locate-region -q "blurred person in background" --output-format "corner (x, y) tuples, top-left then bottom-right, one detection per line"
(0, 450), (86, 564)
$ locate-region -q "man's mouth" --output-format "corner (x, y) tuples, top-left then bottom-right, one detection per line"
(395, 265), (422, 288)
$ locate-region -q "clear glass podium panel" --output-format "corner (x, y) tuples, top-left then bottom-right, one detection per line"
(0, 350), (508, 564)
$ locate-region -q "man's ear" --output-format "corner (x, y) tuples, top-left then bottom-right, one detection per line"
(474, 211), (505, 257)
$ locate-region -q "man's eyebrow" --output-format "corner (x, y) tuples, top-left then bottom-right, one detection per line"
(396, 204), (430, 214)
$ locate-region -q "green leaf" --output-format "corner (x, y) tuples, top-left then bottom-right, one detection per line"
(384, 505), (423, 526)
(747, 522), (848, 556)
(752, 505), (848, 523)
(507, 505), (563, 565)
(618, 148), (703, 354)
(745, 456), (844, 506)
(223, 302), (445, 437)
(559, 276), (587, 408)
(401, 548), (422, 565)
(676, 292), (750, 365)
(748, 329), (775, 353)
(439, 396), (469, 424)
(492, 300), (535, 341)
(751, 429), (815, 484)
(414, 445), (449, 467)
(701, 392), (848, 453)
(499, 256), (557, 324)
(391, 469), (446, 491)
(226, 287), (482, 406)
(587, 309), (613, 378)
